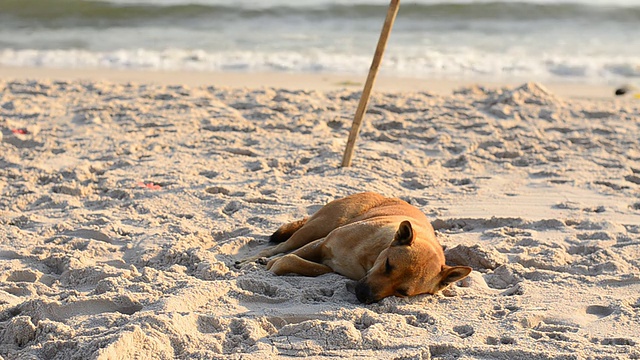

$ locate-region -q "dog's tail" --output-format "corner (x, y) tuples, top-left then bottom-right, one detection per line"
(270, 217), (309, 243)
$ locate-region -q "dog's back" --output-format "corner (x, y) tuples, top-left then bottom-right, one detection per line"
(270, 192), (427, 244)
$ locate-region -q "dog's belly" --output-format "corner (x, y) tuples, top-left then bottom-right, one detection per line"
(320, 219), (401, 280)
(323, 257), (368, 280)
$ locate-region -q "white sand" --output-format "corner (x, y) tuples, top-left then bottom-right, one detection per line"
(0, 71), (639, 359)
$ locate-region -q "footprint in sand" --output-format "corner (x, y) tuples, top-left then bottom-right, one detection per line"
(63, 229), (112, 243)
(598, 337), (637, 346)
(401, 179), (427, 190)
(625, 175), (640, 185)
(0, 250), (21, 261)
(5, 269), (42, 283)
(443, 155), (468, 168)
(301, 287), (335, 303)
(400, 171), (428, 190)
(528, 319), (580, 343)
(275, 320), (361, 350)
(205, 186), (231, 195)
(106, 189), (132, 200)
(493, 150), (521, 160)
(223, 201), (242, 216)
(235, 277), (292, 304)
(445, 244), (507, 271)
(205, 186), (245, 197)
(448, 178), (473, 186)
(2, 132), (43, 149)
(582, 110), (615, 119)
(212, 227), (252, 242)
(13, 297), (142, 323)
(199, 170), (220, 179)
(49, 298), (143, 320)
(486, 335), (515, 345)
(3, 316), (36, 347)
(584, 305), (615, 318)
(593, 180), (629, 191)
(60, 229), (127, 250)
(453, 324), (474, 338)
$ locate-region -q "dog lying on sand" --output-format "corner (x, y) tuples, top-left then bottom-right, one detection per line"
(241, 192), (472, 303)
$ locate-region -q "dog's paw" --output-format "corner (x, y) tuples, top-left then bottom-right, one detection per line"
(266, 258), (283, 274)
(266, 255), (292, 274)
(265, 257), (280, 270)
(235, 257), (258, 267)
(235, 256), (269, 268)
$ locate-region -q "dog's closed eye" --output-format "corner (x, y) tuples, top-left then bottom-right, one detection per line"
(385, 258), (394, 274)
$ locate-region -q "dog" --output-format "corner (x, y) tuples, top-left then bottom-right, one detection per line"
(241, 192), (472, 303)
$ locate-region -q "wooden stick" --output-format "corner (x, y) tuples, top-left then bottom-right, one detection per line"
(341, 0), (401, 167)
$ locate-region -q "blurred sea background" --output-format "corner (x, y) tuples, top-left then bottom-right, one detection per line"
(1, 0), (639, 84)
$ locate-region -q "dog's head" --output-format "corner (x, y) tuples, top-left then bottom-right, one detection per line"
(355, 220), (471, 304)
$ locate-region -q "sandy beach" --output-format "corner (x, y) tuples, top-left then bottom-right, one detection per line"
(1, 68), (640, 359)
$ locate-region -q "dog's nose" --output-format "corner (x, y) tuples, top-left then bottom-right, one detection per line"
(355, 282), (375, 304)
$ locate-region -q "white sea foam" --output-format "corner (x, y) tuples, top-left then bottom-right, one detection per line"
(1, 48), (638, 83)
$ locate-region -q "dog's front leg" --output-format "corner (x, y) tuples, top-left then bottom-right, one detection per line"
(236, 247), (281, 266)
(267, 254), (333, 277)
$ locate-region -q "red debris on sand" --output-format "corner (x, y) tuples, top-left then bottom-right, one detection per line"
(137, 182), (162, 190)
(11, 129), (28, 135)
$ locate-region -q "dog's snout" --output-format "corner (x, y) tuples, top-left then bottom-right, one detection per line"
(355, 281), (375, 304)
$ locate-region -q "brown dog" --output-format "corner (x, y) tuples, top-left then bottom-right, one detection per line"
(242, 192), (472, 303)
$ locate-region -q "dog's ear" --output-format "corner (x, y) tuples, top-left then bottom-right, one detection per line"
(393, 220), (415, 246)
(438, 265), (472, 288)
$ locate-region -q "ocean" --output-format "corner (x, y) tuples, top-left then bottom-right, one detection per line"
(1, 0), (639, 84)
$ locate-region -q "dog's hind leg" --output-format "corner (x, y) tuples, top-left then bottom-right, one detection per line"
(259, 216), (345, 258)
(237, 223), (328, 265)
(267, 238), (331, 276)
(266, 254), (332, 277)
(240, 192), (387, 264)
(260, 193), (387, 257)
